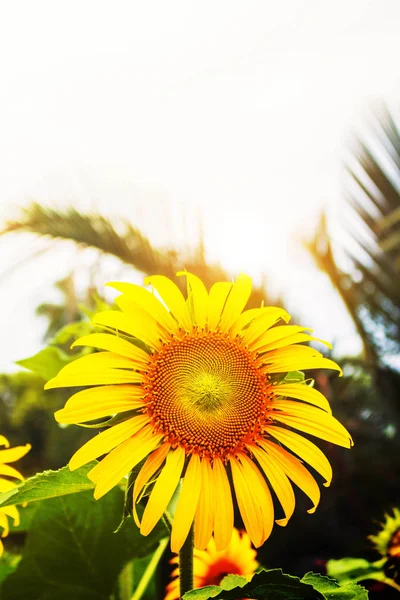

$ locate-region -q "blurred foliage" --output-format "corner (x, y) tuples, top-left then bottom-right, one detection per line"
(306, 103), (400, 363)
(0, 202), (282, 311)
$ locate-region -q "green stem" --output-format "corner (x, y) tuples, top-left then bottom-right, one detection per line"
(179, 524), (194, 599)
(119, 560), (134, 600)
(130, 537), (169, 600)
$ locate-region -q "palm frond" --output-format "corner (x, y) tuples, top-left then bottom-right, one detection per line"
(306, 103), (400, 362)
(1, 201), (283, 310)
(1, 202), (178, 278)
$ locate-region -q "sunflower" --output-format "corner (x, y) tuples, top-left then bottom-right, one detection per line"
(0, 435), (31, 557)
(165, 528), (258, 600)
(46, 272), (352, 553)
(370, 509), (400, 558)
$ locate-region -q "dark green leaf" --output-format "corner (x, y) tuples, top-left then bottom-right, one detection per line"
(0, 553), (20, 584)
(0, 463), (98, 508)
(302, 572), (369, 599)
(184, 568), (324, 600)
(0, 488), (168, 599)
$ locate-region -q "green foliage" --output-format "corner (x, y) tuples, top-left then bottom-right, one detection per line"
(0, 553), (21, 585)
(0, 463), (97, 508)
(183, 569), (368, 600)
(327, 557), (386, 583)
(16, 347), (82, 381)
(50, 319), (94, 345)
(274, 370), (306, 384)
(0, 488), (168, 600)
(327, 557), (400, 592)
(302, 572), (369, 599)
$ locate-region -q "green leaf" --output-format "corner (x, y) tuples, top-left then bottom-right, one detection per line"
(16, 346), (84, 380)
(326, 557), (386, 583)
(273, 371), (306, 385)
(0, 553), (21, 584)
(184, 568), (324, 600)
(0, 488), (168, 600)
(302, 572), (369, 599)
(0, 463), (98, 509)
(50, 320), (94, 345)
(9, 503), (37, 532)
(218, 574), (248, 590)
(184, 569), (370, 600)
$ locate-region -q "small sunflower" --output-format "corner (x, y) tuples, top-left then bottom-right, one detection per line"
(165, 528), (258, 600)
(46, 272), (353, 552)
(370, 509), (400, 558)
(0, 435), (31, 557)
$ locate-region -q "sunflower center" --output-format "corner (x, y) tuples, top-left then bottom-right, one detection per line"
(144, 332), (272, 459)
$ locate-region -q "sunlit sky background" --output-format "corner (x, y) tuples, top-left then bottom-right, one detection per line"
(1, 0), (400, 371)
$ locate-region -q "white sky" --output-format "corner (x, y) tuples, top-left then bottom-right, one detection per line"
(1, 0), (400, 371)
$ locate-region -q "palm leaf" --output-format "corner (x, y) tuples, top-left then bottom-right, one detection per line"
(1, 202), (283, 310)
(306, 103), (400, 361)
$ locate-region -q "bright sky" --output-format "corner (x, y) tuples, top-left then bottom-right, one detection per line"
(1, 0), (400, 371)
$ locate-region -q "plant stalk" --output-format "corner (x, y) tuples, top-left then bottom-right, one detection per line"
(130, 537), (169, 600)
(179, 524), (194, 599)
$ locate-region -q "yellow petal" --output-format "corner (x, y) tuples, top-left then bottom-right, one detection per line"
(230, 456), (264, 547)
(207, 282), (233, 330)
(265, 426), (332, 485)
(212, 457), (234, 550)
(57, 351), (138, 375)
(144, 276), (192, 331)
(259, 333), (332, 353)
(1, 505), (20, 526)
(177, 272), (208, 329)
(272, 383), (332, 413)
(71, 333), (150, 367)
(229, 307), (270, 338)
(251, 325), (312, 352)
(69, 415), (148, 470)
(0, 444), (31, 464)
(250, 444), (295, 526)
(260, 440), (320, 514)
(114, 295), (170, 343)
(93, 310), (163, 350)
(55, 385), (146, 424)
(238, 453), (274, 544)
(272, 400), (333, 419)
(0, 436), (9, 448)
(0, 479), (17, 493)
(271, 409), (353, 448)
(194, 458), (215, 550)
(106, 282), (178, 333)
(0, 513), (9, 537)
(171, 454), (202, 552)
(45, 369), (145, 389)
(219, 274), (252, 333)
(0, 464), (24, 481)
(140, 447), (185, 536)
(133, 443), (170, 527)
(0, 538), (4, 557)
(260, 345), (342, 375)
(88, 427), (163, 499)
(242, 309), (292, 348)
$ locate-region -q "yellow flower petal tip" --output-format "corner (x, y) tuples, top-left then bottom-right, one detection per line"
(0, 436), (31, 549)
(47, 271), (352, 551)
